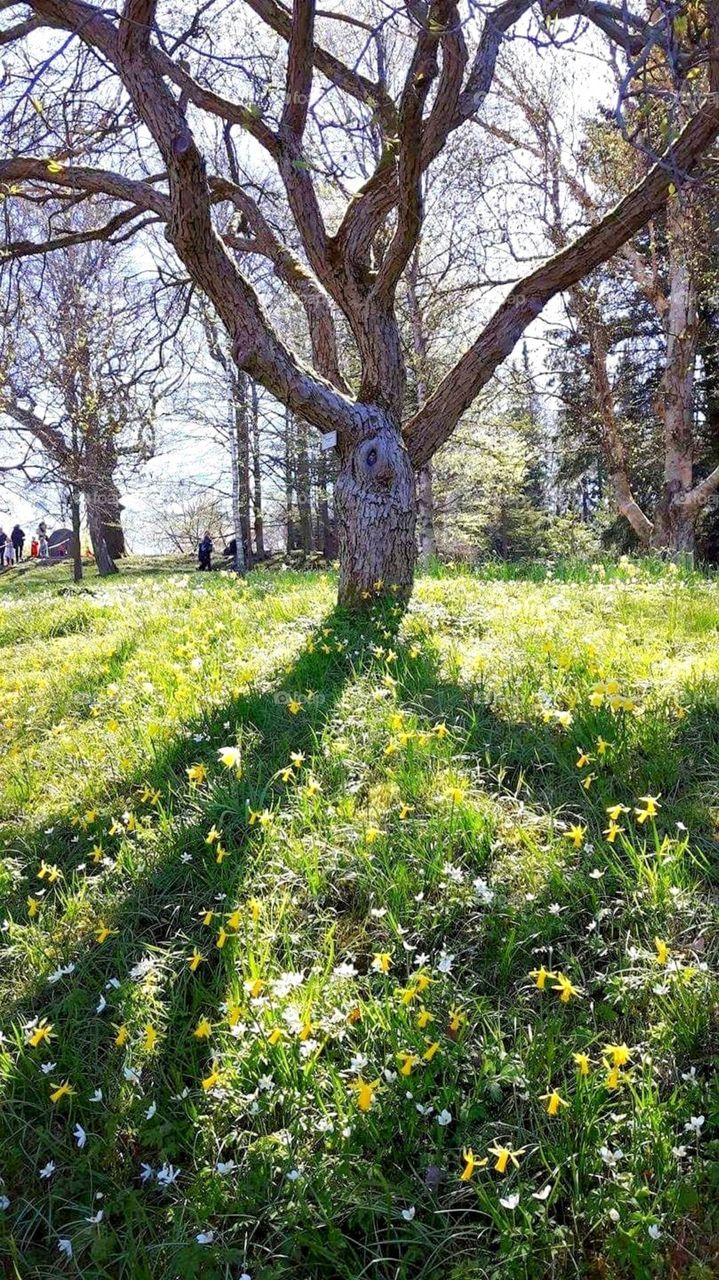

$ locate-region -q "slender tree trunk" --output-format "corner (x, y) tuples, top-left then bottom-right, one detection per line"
(296, 416), (313, 552)
(653, 193), (699, 559)
(316, 448), (337, 558)
(284, 407), (297, 552)
(250, 380), (265, 560)
(335, 414), (417, 606)
(70, 488), (83, 582)
(86, 491), (118, 576)
(407, 249), (437, 565)
(229, 372), (247, 576)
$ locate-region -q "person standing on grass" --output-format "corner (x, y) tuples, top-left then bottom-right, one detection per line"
(4, 538), (14, 567)
(0, 529), (7, 566)
(11, 525), (24, 562)
(198, 530), (213, 571)
(37, 522), (49, 559)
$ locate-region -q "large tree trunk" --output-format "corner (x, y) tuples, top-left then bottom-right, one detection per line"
(335, 416), (417, 606)
(86, 490), (118, 576)
(70, 488), (83, 583)
(100, 483), (126, 560)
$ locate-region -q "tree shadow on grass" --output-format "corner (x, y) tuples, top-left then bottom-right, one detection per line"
(3, 598), (719, 1278)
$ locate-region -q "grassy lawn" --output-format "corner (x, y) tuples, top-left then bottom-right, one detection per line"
(0, 556), (718, 1279)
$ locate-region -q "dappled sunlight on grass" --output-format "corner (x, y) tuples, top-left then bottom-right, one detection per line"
(0, 558), (718, 1278)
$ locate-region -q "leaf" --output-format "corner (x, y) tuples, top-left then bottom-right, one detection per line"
(30, 96), (45, 118)
(668, 182), (677, 197)
(47, 160), (64, 174)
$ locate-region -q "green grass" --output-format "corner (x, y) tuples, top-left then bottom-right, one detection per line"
(0, 555), (718, 1279)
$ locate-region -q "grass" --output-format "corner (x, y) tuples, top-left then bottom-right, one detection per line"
(0, 554), (718, 1279)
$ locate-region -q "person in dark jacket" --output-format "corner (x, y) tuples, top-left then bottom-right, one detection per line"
(198, 530), (213, 571)
(0, 529), (6, 566)
(11, 525), (25, 561)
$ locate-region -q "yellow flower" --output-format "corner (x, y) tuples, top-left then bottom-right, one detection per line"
(215, 843), (229, 864)
(573, 1052), (591, 1076)
(245, 977), (265, 999)
(488, 1142), (526, 1174)
(448, 1007), (466, 1034)
(200, 909), (214, 926)
(217, 746), (242, 770)
(194, 1018), (212, 1039)
(398, 802), (414, 820)
(90, 844), (104, 864)
(567, 824), (586, 848)
(143, 1025), (158, 1052)
(604, 820), (624, 844)
(365, 826), (383, 844)
(460, 1147), (486, 1180)
(226, 1004), (243, 1028)
(552, 972), (582, 1003)
(50, 1080), (73, 1104)
(372, 952), (392, 974)
(95, 923), (116, 944)
(27, 1020), (54, 1048)
(38, 861), (61, 883)
(267, 1027), (283, 1045)
(635, 794), (661, 824)
(581, 772), (596, 791)
(216, 927), (228, 949)
(603, 1043), (631, 1067)
(596, 737), (610, 755)
(434, 722), (448, 738)
(351, 1077), (380, 1112)
(287, 699), (303, 715)
(397, 1051), (419, 1076)
(530, 966), (555, 991)
(202, 1068), (221, 1092)
(415, 972), (432, 993)
(416, 1008), (433, 1029)
(654, 936), (670, 965)
(576, 748), (593, 769)
(189, 948), (204, 972)
(186, 763), (208, 785)
(205, 826), (221, 845)
(396, 985), (419, 1006)
(606, 803), (630, 822)
(540, 1089), (569, 1116)
(423, 1040), (440, 1061)
(305, 778), (322, 797)
(290, 750), (305, 769)
(446, 786), (464, 804)
(279, 765), (293, 783)
(27, 896), (40, 918)
(605, 1063), (622, 1090)
(115, 1025), (129, 1047)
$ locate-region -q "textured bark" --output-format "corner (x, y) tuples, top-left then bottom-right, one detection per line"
(70, 490), (83, 582)
(250, 381), (265, 560)
(86, 490), (118, 575)
(335, 415), (417, 606)
(417, 465), (437, 563)
(407, 251), (437, 565)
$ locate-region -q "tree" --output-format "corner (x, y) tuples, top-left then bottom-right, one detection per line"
(2, 0), (719, 602)
(0, 235), (163, 573)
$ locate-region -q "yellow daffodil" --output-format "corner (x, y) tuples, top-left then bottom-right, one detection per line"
(448, 1007), (466, 1034)
(604, 1043), (631, 1067)
(217, 746), (242, 770)
(604, 820), (624, 844)
(397, 1051), (418, 1077)
(415, 972), (431, 993)
(567, 824), (586, 848)
(27, 1020), (54, 1048)
(200, 909), (214, 926)
(351, 1077), (380, 1111)
(530, 966), (555, 990)
(186, 763), (208, 785)
(245, 977), (265, 999)
(434, 722), (448, 738)
(423, 1040), (440, 1061)
(460, 1147), (487, 1180)
(202, 1068), (221, 1091)
(581, 772), (596, 791)
(115, 1025), (129, 1047)
(596, 737), (610, 755)
(287, 699), (302, 715)
(372, 952), (392, 974)
(576, 748), (593, 768)
(654, 936), (670, 965)
(193, 1018), (212, 1039)
(189, 948), (204, 972)
(27, 896), (40, 918)
(50, 1080), (73, 1104)
(205, 826), (221, 845)
(216, 927), (228, 949)
(143, 1025), (158, 1052)
(606, 803), (629, 822)
(635, 794), (661, 824)
(267, 1028), (283, 1045)
(488, 1141), (526, 1173)
(540, 1089), (569, 1116)
(215, 843), (229, 864)
(95, 923), (116, 944)
(416, 1008), (433, 1029)
(552, 972), (582, 1003)
(573, 1052), (591, 1076)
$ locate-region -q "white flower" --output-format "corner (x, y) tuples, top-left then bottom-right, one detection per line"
(473, 876), (494, 905)
(437, 952), (454, 974)
(123, 1066), (141, 1085)
(145, 1102), (157, 1120)
(181, 853), (193, 864)
(370, 906), (387, 918)
(73, 1124), (87, 1149)
(599, 1146), (624, 1168)
(89, 1089), (103, 1102)
(350, 1052), (368, 1073)
(39, 1161), (56, 1179)
(156, 1163), (180, 1187)
(436, 1109), (452, 1127)
(40, 1061), (57, 1075)
(287, 1168), (302, 1182)
(0, 1195), (10, 1210)
(196, 1230), (214, 1245)
(500, 1193), (520, 1209)
(140, 1163), (154, 1183)
(86, 1210), (104, 1224)
(215, 1160), (236, 1175)
(58, 1238), (73, 1259)
(672, 1145), (687, 1159)
(401, 1206), (416, 1221)
(548, 903), (562, 916)
(684, 1115), (705, 1134)
(532, 1185), (552, 1201)
(608, 1208), (620, 1223)
(96, 994), (107, 1014)
(190, 657), (203, 672)
(333, 962), (357, 979)
(648, 1224), (661, 1240)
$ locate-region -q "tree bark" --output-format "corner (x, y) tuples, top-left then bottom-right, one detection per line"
(295, 416), (313, 552)
(250, 380), (266, 560)
(86, 490), (118, 575)
(417, 464), (437, 563)
(335, 415), (417, 606)
(70, 488), (83, 582)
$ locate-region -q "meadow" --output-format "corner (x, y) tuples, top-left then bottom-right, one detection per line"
(0, 556), (717, 1280)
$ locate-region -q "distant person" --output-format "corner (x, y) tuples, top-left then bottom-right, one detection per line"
(37, 522), (49, 559)
(11, 525), (24, 562)
(198, 530), (213, 571)
(3, 540), (14, 567)
(30, 537), (39, 558)
(0, 529), (6, 565)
